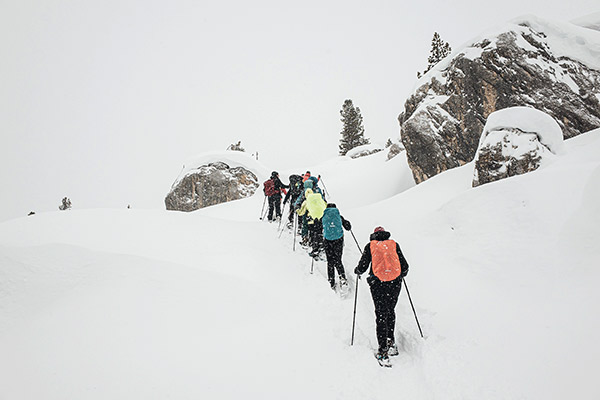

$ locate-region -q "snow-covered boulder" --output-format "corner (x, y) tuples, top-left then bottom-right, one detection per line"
(165, 151), (264, 212)
(345, 143), (383, 159)
(400, 15), (600, 184)
(473, 107), (564, 187)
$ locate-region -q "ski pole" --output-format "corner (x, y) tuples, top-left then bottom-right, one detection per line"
(350, 229), (362, 253)
(259, 196), (267, 220)
(278, 222), (286, 238)
(311, 257), (314, 274)
(403, 278), (424, 338)
(319, 176), (329, 199)
(349, 229), (364, 346)
(278, 201), (287, 231)
(351, 274), (360, 346)
(293, 212), (297, 252)
(277, 203), (286, 237)
(277, 203), (289, 238)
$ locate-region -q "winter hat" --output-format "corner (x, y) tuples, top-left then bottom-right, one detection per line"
(271, 171), (279, 178)
(373, 226), (385, 233)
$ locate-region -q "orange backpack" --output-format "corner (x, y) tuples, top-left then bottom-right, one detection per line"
(370, 240), (402, 281)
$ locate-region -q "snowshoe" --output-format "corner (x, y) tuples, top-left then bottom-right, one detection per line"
(375, 351), (392, 368)
(338, 280), (350, 298)
(310, 250), (325, 261)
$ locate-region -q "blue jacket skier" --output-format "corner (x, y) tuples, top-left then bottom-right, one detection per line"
(321, 203), (351, 290)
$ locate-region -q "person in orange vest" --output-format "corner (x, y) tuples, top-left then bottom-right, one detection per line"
(354, 226), (409, 364)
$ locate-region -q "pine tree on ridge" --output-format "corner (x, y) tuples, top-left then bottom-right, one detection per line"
(339, 99), (370, 156)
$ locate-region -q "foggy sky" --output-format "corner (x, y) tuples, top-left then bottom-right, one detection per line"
(1, 0), (597, 221)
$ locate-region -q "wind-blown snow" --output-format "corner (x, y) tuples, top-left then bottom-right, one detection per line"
(1, 128), (599, 399)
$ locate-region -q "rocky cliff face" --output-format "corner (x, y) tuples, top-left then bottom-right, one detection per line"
(399, 17), (600, 184)
(165, 161), (259, 212)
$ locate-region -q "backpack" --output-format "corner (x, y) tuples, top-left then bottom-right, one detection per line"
(289, 175), (303, 196)
(322, 207), (343, 241)
(263, 179), (277, 196)
(370, 240), (402, 282)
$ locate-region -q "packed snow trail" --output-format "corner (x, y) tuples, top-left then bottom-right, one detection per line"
(0, 208), (430, 399)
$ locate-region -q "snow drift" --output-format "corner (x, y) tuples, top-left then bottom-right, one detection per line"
(1, 126), (599, 398)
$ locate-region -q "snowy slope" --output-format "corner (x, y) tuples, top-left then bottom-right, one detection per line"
(1, 129), (599, 399)
(572, 12), (600, 32)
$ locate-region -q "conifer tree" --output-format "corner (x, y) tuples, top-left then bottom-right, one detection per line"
(59, 197), (72, 211)
(417, 32), (452, 78)
(226, 141), (245, 152)
(339, 99), (370, 156)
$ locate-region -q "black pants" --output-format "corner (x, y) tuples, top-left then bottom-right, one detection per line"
(267, 195), (281, 221)
(308, 218), (323, 254)
(368, 276), (402, 353)
(323, 237), (346, 288)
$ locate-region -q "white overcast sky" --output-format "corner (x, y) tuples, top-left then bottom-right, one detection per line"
(1, 0), (598, 221)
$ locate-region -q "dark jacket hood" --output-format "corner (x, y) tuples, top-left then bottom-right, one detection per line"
(370, 230), (391, 241)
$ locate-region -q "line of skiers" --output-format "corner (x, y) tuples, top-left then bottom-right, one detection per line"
(262, 170), (411, 364)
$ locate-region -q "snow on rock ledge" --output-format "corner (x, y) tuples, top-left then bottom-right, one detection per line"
(345, 143), (384, 159)
(165, 151), (266, 212)
(399, 15), (600, 184)
(473, 107), (564, 187)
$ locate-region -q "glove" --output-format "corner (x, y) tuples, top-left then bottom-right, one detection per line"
(354, 267), (362, 276)
(342, 219), (351, 231)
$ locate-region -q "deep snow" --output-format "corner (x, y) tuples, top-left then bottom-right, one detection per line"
(1, 129), (599, 399)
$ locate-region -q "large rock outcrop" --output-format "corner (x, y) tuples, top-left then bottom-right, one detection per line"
(399, 16), (600, 184)
(472, 107), (564, 186)
(165, 161), (259, 212)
